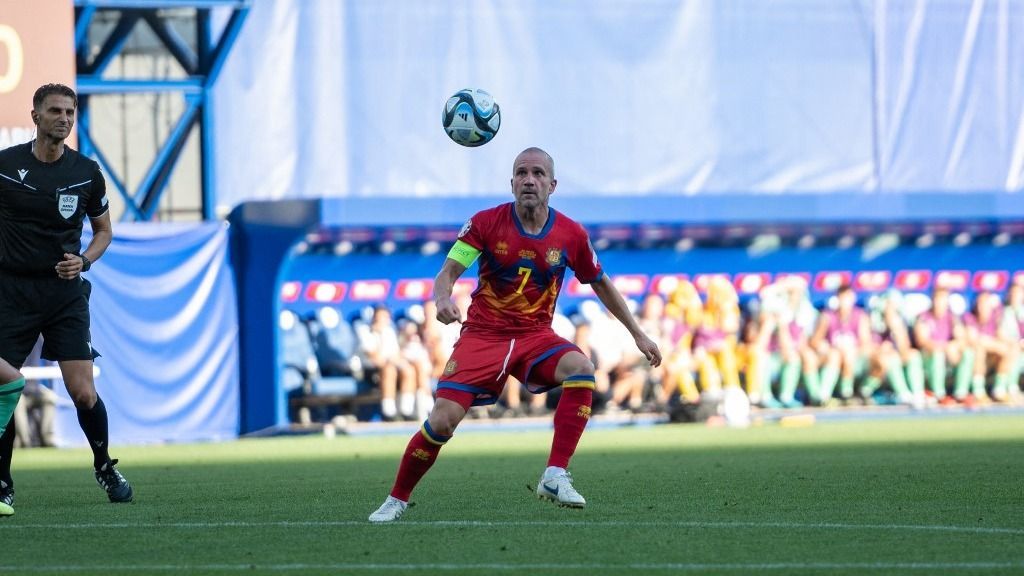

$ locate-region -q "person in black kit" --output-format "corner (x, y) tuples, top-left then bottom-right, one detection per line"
(0, 83), (133, 514)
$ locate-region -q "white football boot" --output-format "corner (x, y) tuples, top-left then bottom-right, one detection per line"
(536, 467), (586, 508)
(368, 495), (408, 523)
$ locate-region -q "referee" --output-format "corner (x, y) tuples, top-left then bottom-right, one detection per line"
(0, 84), (133, 515)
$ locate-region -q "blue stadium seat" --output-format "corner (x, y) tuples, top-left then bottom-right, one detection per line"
(279, 309), (379, 422)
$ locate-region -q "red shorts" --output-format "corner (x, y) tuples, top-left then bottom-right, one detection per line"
(436, 328), (580, 406)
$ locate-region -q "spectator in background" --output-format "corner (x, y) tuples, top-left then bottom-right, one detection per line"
(863, 290), (922, 405)
(1002, 280), (1024, 400)
(811, 284), (873, 405)
(914, 286), (972, 405)
(749, 287), (782, 408)
(757, 277), (821, 407)
(738, 310), (775, 406)
(636, 294), (671, 410)
(397, 309), (435, 421)
(13, 338), (57, 448)
(592, 301), (648, 412)
(963, 292), (1016, 403)
(661, 281), (701, 404)
(13, 383), (57, 449)
(571, 321), (610, 412)
(356, 304), (415, 421)
(693, 277), (741, 394)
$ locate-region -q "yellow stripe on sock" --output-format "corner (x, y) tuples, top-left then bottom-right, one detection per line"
(420, 425), (447, 446)
(562, 379), (595, 390)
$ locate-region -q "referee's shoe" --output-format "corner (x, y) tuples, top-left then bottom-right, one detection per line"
(95, 459), (133, 503)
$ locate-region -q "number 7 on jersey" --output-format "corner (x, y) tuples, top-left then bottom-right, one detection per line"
(516, 266), (532, 294)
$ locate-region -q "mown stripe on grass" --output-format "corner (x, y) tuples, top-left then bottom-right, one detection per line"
(1, 561), (1023, 572)
(1, 519), (1021, 535)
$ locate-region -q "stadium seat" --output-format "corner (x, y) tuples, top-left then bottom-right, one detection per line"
(278, 309), (380, 423)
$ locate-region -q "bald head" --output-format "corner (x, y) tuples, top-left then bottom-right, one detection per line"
(510, 146), (557, 211)
(514, 147), (555, 179)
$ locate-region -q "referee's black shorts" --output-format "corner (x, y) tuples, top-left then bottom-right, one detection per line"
(0, 273), (100, 368)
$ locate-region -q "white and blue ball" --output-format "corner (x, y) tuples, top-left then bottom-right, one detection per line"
(442, 88), (500, 147)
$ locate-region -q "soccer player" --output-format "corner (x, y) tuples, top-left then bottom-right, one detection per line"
(692, 277), (741, 393)
(755, 277), (820, 408)
(0, 360), (22, 516)
(862, 290), (922, 404)
(1002, 280), (1024, 400)
(368, 147), (661, 522)
(962, 291), (1015, 403)
(661, 280), (701, 403)
(913, 286), (972, 403)
(0, 84), (134, 515)
(811, 284), (873, 404)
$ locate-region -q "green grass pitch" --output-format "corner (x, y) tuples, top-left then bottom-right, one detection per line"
(1, 414), (1022, 575)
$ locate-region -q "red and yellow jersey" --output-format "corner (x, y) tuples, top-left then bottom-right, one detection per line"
(457, 203), (602, 333)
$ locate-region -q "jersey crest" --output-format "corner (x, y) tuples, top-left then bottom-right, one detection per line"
(443, 360), (458, 375)
(458, 203), (603, 332)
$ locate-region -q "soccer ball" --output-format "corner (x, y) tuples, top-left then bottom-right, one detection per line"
(442, 88), (500, 147)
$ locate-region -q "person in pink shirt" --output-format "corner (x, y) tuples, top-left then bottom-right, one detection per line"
(913, 286), (972, 404)
(962, 292), (1017, 403)
(810, 284), (873, 404)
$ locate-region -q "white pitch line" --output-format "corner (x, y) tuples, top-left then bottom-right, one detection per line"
(0, 562), (1023, 572)
(0, 519), (1022, 535)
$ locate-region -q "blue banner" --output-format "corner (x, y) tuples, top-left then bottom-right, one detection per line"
(53, 222), (239, 446)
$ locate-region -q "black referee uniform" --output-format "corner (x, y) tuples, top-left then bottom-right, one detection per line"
(0, 142), (108, 367)
(0, 82), (133, 508)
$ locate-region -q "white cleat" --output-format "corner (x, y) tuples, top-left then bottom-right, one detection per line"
(368, 495), (408, 523)
(536, 469), (586, 508)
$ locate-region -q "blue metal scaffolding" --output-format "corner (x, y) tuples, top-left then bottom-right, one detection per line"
(74, 0), (250, 221)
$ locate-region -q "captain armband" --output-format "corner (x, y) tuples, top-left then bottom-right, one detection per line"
(447, 240), (482, 267)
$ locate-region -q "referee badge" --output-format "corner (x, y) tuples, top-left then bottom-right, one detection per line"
(57, 192), (79, 219)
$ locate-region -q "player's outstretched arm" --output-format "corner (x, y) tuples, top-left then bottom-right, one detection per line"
(433, 258), (468, 324)
(591, 275), (662, 367)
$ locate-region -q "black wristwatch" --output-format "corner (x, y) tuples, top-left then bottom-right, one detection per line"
(80, 254), (92, 272)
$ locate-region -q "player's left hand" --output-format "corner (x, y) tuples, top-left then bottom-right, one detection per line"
(635, 334), (662, 367)
(55, 253), (84, 280)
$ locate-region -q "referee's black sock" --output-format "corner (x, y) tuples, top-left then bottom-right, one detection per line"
(77, 396), (111, 470)
(0, 417), (14, 485)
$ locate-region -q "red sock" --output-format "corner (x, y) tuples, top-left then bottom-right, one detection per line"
(390, 421), (449, 501)
(547, 378), (594, 469)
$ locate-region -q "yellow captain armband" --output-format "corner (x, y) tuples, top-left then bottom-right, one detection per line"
(447, 239), (482, 267)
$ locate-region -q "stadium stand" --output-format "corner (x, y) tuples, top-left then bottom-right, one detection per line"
(276, 233), (1023, 423)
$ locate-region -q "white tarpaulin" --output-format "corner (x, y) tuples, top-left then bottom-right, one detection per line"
(211, 0), (1024, 214)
